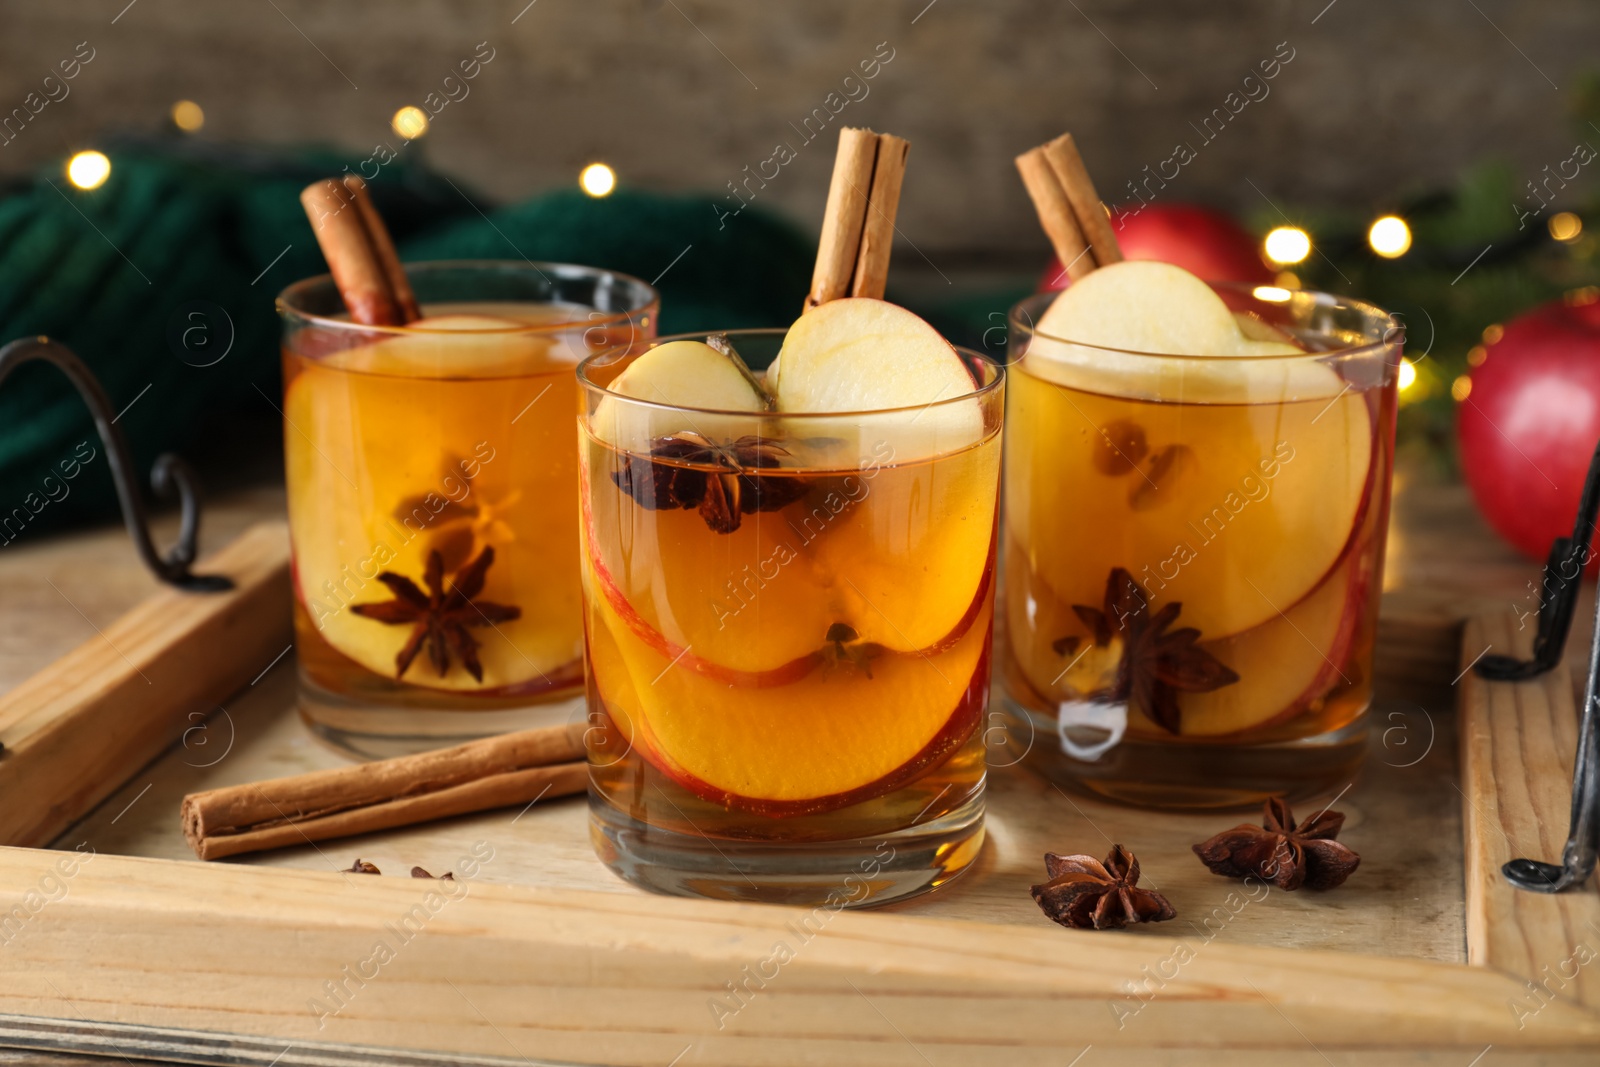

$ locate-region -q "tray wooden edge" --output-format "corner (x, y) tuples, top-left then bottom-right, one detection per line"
(0, 520), (292, 848)
(1459, 610), (1600, 1022)
(0, 843), (1596, 1065)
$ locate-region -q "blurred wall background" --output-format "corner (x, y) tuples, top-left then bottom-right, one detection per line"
(2, 0), (1594, 261)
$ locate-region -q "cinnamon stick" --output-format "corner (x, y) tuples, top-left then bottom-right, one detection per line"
(806, 127), (910, 309)
(343, 175), (421, 323)
(807, 128), (879, 310)
(182, 721), (587, 860)
(1015, 147), (1094, 283)
(1041, 133), (1123, 268)
(851, 133), (909, 300)
(298, 178), (414, 327)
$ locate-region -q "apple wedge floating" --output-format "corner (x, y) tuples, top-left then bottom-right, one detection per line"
(771, 297), (983, 461)
(1011, 260), (1374, 638)
(285, 316), (582, 692)
(585, 554), (992, 816)
(589, 338), (772, 454)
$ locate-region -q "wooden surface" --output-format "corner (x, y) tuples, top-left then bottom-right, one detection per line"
(67, 657), (1469, 963)
(0, 463), (1594, 1065)
(4, 843), (1598, 1066)
(0, 521), (291, 847)
(1459, 610), (1600, 1014)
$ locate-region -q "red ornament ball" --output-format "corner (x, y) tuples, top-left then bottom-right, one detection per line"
(1038, 202), (1275, 292)
(1457, 293), (1600, 570)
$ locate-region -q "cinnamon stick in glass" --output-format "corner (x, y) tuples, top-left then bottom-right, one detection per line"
(851, 132), (909, 300)
(1016, 131), (1123, 282)
(181, 721), (587, 860)
(342, 175), (421, 323)
(1042, 133), (1123, 269)
(1015, 146), (1095, 283)
(806, 127), (910, 309)
(298, 177), (417, 327)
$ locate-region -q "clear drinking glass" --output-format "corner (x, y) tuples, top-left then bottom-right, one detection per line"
(578, 329), (1004, 906)
(997, 284), (1399, 808)
(278, 261), (657, 758)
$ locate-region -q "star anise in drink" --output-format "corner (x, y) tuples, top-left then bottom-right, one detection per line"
(1055, 568), (1239, 734)
(1031, 845), (1176, 930)
(611, 431), (808, 534)
(821, 622), (881, 678)
(1193, 796), (1361, 890)
(350, 546), (520, 682)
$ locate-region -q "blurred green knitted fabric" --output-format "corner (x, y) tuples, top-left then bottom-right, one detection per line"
(0, 148), (813, 542)
(400, 187), (812, 334)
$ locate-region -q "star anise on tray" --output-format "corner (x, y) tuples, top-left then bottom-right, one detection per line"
(347, 859), (380, 874)
(350, 547), (521, 682)
(1057, 568), (1239, 734)
(411, 866), (455, 880)
(1031, 845), (1176, 930)
(611, 431), (808, 534)
(1192, 796), (1361, 891)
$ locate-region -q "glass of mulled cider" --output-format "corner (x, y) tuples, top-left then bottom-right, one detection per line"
(996, 264), (1399, 809)
(577, 304), (1004, 906)
(277, 262), (657, 758)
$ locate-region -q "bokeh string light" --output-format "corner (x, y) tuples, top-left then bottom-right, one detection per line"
(391, 106), (430, 141)
(171, 100), (204, 132)
(1367, 215), (1412, 258)
(1263, 226), (1311, 266)
(580, 162), (617, 197)
(66, 150), (111, 190)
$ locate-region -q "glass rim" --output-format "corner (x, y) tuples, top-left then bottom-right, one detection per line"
(276, 259), (660, 336)
(1010, 282), (1398, 363)
(576, 327), (1005, 420)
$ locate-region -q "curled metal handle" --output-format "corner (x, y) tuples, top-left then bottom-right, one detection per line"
(1500, 589), (1600, 893)
(0, 336), (232, 592)
(1473, 433), (1600, 892)
(1476, 435), (1600, 682)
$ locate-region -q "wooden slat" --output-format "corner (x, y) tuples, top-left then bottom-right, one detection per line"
(0, 522), (291, 847)
(0, 847), (1595, 1065)
(1460, 611), (1600, 1017)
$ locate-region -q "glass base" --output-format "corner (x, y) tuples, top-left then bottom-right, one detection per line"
(589, 788), (986, 908)
(298, 671), (585, 760)
(996, 696), (1369, 810)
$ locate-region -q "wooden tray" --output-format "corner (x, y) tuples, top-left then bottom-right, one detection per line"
(0, 482), (1597, 1065)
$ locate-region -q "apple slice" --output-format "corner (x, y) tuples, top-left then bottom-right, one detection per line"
(323, 314), (560, 377)
(590, 339), (771, 453)
(579, 455), (997, 681)
(584, 560), (990, 815)
(1026, 260), (1348, 404)
(805, 441), (1001, 654)
(580, 466), (831, 679)
(1038, 261), (1242, 357)
(1160, 554), (1363, 737)
(1004, 359), (1371, 639)
(284, 354), (584, 692)
(773, 298), (983, 460)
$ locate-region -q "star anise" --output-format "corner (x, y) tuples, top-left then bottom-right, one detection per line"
(393, 455), (521, 571)
(410, 866), (455, 880)
(347, 859), (380, 874)
(1192, 797), (1361, 890)
(1059, 567), (1239, 734)
(611, 432), (808, 534)
(821, 622), (881, 678)
(350, 547), (521, 682)
(1031, 845), (1176, 930)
